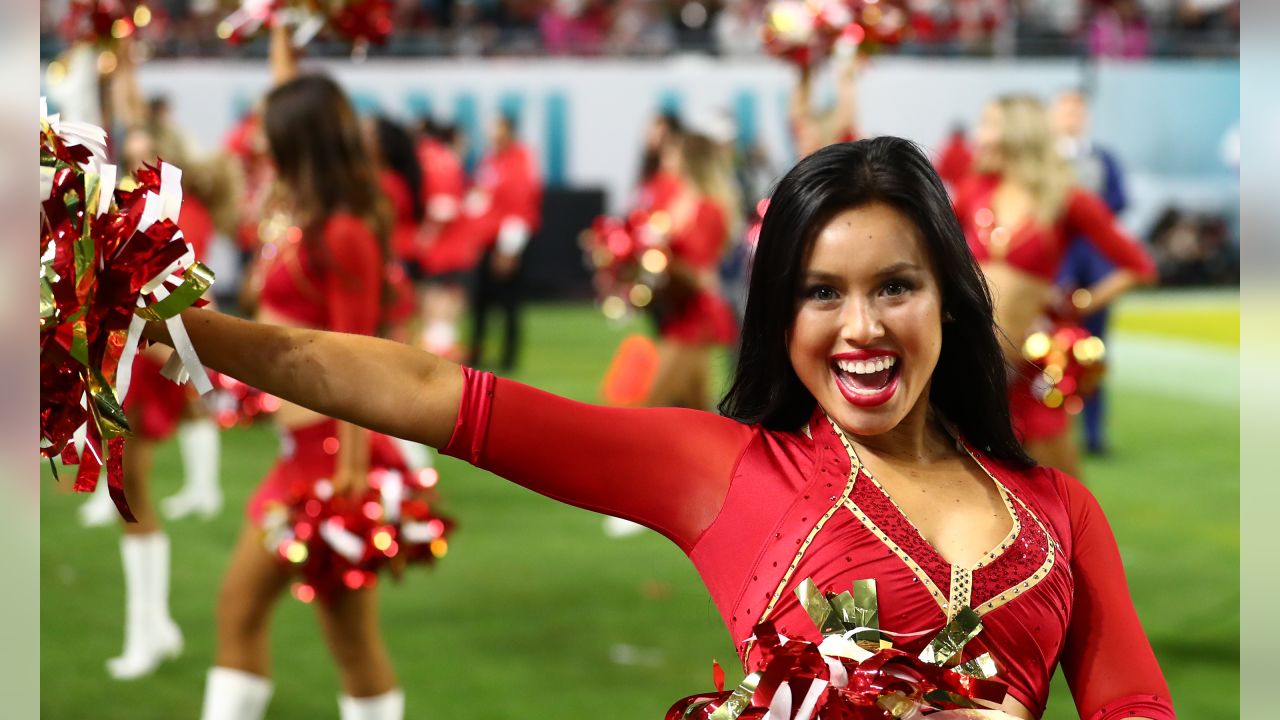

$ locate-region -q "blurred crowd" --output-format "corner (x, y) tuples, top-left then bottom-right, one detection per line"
(40, 0), (1239, 59)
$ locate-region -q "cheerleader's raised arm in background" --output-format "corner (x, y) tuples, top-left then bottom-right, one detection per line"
(147, 138), (1175, 720)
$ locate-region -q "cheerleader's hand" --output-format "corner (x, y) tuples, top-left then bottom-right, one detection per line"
(331, 423), (371, 496)
(331, 466), (369, 497)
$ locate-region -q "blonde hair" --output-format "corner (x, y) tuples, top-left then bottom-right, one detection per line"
(679, 132), (742, 240)
(981, 95), (1075, 225)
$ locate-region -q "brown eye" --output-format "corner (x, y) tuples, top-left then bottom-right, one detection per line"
(806, 285), (838, 302)
(882, 279), (913, 297)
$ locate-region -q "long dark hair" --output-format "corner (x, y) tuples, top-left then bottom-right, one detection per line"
(374, 115), (426, 224)
(263, 74), (389, 248)
(719, 138), (1032, 467)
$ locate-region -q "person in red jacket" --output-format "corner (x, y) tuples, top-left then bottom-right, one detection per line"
(952, 95), (1156, 478)
(144, 137), (1175, 720)
(465, 112), (542, 372)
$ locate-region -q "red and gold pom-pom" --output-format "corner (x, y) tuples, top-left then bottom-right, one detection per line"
(580, 209), (674, 321)
(1022, 324), (1107, 415)
(60, 0), (158, 45)
(761, 0), (907, 66)
(217, 0), (394, 48)
(667, 578), (1012, 720)
(263, 465), (454, 603)
(40, 100), (214, 520)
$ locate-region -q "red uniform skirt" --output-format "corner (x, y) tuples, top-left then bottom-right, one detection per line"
(122, 354), (189, 440)
(1008, 371), (1070, 443)
(247, 419), (409, 525)
(659, 289), (737, 346)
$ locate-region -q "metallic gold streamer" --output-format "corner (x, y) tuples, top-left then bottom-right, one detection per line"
(919, 606), (983, 666)
(134, 262), (215, 321)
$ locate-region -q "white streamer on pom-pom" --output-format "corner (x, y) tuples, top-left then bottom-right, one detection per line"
(42, 98), (213, 413)
(320, 517), (367, 563)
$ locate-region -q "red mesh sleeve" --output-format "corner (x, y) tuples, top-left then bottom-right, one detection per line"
(1064, 190), (1158, 281)
(442, 369), (756, 550)
(321, 214), (382, 336)
(1054, 470), (1177, 720)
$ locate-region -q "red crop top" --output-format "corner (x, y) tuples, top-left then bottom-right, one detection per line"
(670, 198), (728, 270)
(257, 213), (383, 335)
(443, 369), (1175, 720)
(953, 174), (1156, 283)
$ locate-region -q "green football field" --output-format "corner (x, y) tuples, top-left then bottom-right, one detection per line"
(41, 291), (1239, 719)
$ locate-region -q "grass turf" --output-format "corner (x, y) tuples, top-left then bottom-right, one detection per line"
(40, 298), (1238, 719)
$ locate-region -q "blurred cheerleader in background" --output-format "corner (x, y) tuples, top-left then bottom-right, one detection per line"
(198, 27), (417, 720)
(644, 132), (741, 410)
(953, 94), (1156, 478)
(62, 38), (238, 680)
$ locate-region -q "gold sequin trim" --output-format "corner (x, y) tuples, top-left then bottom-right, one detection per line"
(949, 566), (973, 621)
(973, 490), (1057, 616)
(956, 443), (1057, 615)
(740, 420), (858, 669)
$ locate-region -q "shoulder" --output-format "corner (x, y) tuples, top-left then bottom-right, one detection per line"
(1024, 464), (1109, 542)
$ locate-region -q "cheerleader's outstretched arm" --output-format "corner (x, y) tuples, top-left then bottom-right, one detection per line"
(144, 309), (754, 548)
(145, 308), (465, 450)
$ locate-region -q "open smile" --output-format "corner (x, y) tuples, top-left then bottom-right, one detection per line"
(830, 352), (901, 408)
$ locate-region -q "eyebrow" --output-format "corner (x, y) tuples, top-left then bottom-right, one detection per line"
(802, 262), (923, 281)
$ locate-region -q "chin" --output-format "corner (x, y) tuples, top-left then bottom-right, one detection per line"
(828, 405), (907, 438)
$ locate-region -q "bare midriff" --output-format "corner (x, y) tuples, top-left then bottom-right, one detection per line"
(981, 261), (1055, 362)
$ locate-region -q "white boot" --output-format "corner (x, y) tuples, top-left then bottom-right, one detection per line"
(162, 419), (223, 520)
(339, 689), (405, 720)
(107, 533), (180, 679)
(200, 667), (274, 720)
(78, 476), (117, 528)
(146, 533), (183, 659)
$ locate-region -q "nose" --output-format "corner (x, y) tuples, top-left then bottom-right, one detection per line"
(839, 297), (884, 346)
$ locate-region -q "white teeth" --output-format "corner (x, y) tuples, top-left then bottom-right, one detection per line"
(834, 357), (897, 374)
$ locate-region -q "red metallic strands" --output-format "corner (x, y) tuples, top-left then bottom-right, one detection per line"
(761, 0), (907, 66)
(39, 102), (214, 521)
(60, 0), (157, 45)
(1021, 323), (1107, 414)
(580, 209), (676, 322)
(217, 0), (395, 47)
(259, 465), (455, 603)
(667, 578), (1011, 720)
